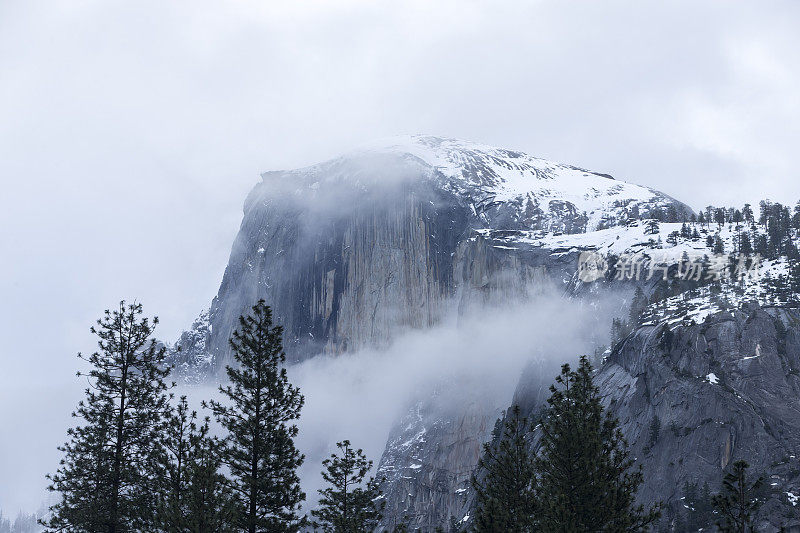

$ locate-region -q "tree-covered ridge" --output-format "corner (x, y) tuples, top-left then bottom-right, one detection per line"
(605, 199), (800, 345)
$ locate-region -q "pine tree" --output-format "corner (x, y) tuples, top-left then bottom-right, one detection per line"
(740, 232), (753, 256)
(793, 201), (800, 229)
(712, 460), (764, 532)
(471, 405), (537, 533)
(534, 356), (660, 532)
(184, 431), (239, 533)
(611, 318), (630, 346)
(790, 260), (800, 299)
(666, 231), (680, 246)
(311, 440), (384, 532)
(629, 286), (648, 326)
(715, 208), (726, 227)
(714, 235), (725, 255)
(158, 396), (237, 532)
(759, 201), (770, 226)
(208, 300), (305, 533)
(787, 241), (800, 262)
(43, 302), (173, 533)
(644, 415), (660, 453)
(160, 396), (194, 531)
(743, 203), (754, 225)
(754, 233), (769, 258)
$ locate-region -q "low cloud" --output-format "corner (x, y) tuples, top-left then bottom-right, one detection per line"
(287, 287), (613, 507)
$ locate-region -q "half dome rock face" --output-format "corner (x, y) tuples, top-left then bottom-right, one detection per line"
(177, 135), (691, 373)
(204, 150), (471, 368)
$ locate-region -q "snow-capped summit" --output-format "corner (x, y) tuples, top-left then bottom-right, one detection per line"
(263, 135), (691, 234)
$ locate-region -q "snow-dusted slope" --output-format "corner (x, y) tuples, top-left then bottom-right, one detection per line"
(484, 220), (721, 263)
(502, 220), (795, 326)
(274, 135), (692, 235)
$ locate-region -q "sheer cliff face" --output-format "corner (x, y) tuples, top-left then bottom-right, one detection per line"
(205, 152), (471, 366)
(600, 307), (800, 530)
(376, 394), (497, 532)
(505, 306), (800, 531)
(192, 135), (690, 371)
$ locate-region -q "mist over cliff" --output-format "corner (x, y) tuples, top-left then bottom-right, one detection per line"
(162, 135), (701, 528)
(169, 135), (689, 375)
(289, 284), (616, 509)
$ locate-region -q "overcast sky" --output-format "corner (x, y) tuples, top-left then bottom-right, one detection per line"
(1, 0), (800, 514)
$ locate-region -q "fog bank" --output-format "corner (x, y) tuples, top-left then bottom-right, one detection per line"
(288, 288), (612, 507)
